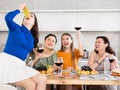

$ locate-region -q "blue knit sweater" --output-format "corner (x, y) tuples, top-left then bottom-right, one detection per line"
(3, 10), (34, 61)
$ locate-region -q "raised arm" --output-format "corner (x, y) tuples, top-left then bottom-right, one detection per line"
(76, 30), (84, 56)
(5, 3), (26, 31)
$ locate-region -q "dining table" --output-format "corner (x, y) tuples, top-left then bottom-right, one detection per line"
(46, 72), (120, 90)
(46, 72), (120, 85)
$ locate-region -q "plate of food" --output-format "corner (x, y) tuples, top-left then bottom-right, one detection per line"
(111, 69), (120, 77)
(40, 70), (53, 75)
(77, 65), (98, 75)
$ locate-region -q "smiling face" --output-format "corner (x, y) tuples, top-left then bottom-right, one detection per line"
(44, 36), (56, 49)
(22, 12), (35, 29)
(61, 35), (72, 49)
(95, 38), (108, 52)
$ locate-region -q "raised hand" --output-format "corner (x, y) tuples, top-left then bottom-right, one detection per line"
(19, 3), (26, 12)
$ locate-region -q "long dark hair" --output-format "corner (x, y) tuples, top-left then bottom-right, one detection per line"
(22, 12), (39, 48)
(95, 36), (116, 56)
(30, 12), (39, 48)
(27, 12), (39, 57)
(60, 33), (75, 61)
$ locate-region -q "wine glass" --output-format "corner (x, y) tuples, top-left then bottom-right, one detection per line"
(55, 57), (63, 75)
(109, 55), (116, 71)
(109, 55), (115, 63)
(74, 26), (82, 31)
(37, 43), (44, 53)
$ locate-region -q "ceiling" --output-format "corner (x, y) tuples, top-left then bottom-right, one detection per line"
(0, 0), (120, 11)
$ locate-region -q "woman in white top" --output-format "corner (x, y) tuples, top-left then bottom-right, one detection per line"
(87, 36), (119, 90)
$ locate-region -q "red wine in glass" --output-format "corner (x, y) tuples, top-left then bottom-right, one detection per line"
(109, 59), (115, 63)
(55, 62), (63, 66)
(55, 57), (63, 75)
(37, 49), (44, 53)
(74, 27), (82, 30)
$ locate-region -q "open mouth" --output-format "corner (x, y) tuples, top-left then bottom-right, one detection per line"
(64, 42), (69, 46)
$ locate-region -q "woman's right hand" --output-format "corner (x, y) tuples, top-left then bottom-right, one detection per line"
(19, 3), (26, 12)
(33, 48), (42, 60)
(32, 48), (42, 65)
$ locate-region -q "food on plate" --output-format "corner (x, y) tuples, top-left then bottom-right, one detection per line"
(77, 70), (98, 75)
(90, 70), (99, 75)
(81, 65), (92, 71)
(35, 64), (52, 74)
(35, 64), (47, 71)
(77, 65), (98, 75)
(111, 69), (120, 77)
(40, 69), (52, 74)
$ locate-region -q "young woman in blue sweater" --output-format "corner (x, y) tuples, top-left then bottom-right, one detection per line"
(0, 3), (47, 90)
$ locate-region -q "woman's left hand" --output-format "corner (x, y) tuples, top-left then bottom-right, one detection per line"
(19, 3), (26, 12)
(111, 60), (119, 70)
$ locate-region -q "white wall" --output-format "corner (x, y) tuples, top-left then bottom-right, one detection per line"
(1, 0), (120, 10)
(0, 10), (120, 31)
(36, 11), (120, 31)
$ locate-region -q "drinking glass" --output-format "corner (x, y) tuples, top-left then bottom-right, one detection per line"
(37, 43), (44, 53)
(55, 57), (63, 75)
(109, 55), (115, 63)
(109, 55), (116, 71)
